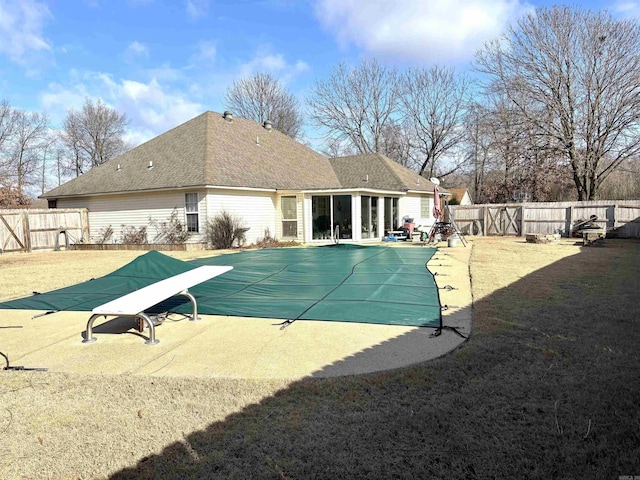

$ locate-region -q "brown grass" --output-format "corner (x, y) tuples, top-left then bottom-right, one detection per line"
(1, 237), (639, 479)
(0, 249), (225, 302)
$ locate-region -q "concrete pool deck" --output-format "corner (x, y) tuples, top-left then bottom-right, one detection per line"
(0, 241), (473, 379)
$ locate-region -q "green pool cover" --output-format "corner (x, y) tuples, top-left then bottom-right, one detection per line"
(0, 245), (442, 327)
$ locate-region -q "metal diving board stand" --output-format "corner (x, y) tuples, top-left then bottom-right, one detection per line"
(82, 265), (232, 345)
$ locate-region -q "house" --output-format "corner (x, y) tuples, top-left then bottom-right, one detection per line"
(42, 111), (445, 245)
(448, 187), (473, 206)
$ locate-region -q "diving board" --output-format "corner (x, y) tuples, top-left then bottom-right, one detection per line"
(83, 265), (232, 345)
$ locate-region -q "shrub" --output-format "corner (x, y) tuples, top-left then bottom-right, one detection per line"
(120, 225), (148, 244)
(253, 227), (298, 249)
(149, 208), (189, 244)
(95, 225), (114, 244)
(206, 211), (247, 249)
(0, 181), (30, 208)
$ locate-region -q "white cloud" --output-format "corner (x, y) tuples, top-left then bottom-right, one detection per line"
(0, 0), (52, 65)
(613, 1), (640, 17)
(313, 0), (532, 64)
(194, 40), (217, 62)
(186, 0), (210, 20)
(124, 41), (150, 62)
(41, 72), (204, 146)
(119, 78), (202, 131)
(238, 48), (310, 85)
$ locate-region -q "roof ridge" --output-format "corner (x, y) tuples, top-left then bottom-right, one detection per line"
(375, 154), (410, 191)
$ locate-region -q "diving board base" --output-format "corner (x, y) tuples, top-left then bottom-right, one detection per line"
(82, 265), (232, 345)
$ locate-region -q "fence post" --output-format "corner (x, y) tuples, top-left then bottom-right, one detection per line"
(81, 209), (90, 242)
(22, 211), (32, 252)
(567, 206), (574, 236)
(483, 205), (488, 236)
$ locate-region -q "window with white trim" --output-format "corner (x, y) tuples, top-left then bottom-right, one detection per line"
(185, 193), (199, 233)
(281, 196), (297, 237)
(420, 196), (431, 219)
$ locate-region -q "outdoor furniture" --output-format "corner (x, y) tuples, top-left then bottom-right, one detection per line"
(388, 229), (409, 241)
(82, 265), (232, 345)
(403, 222), (415, 237)
(581, 229), (606, 246)
(427, 222), (455, 243)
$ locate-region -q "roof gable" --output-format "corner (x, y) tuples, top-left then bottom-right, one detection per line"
(329, 153), (440, 193)
(448, 187), (472, 203)
(44, 113), (210, 198)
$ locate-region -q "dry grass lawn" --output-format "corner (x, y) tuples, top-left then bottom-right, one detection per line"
(0, 249), (225, 303)
(1, 237), (639, 479)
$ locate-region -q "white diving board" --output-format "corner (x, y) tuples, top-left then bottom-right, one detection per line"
(83, 265), (232, 345)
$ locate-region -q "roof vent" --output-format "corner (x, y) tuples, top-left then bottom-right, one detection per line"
(364, 174), (369, 183)
(223, 110), (233, 122)
(263, 119), (272, 131)
(147, 160), (154, 170)
(116, 163), (121, 172)
(256, 135), (260, 146)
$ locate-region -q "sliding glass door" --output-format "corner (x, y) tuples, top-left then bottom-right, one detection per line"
(333, 195), (352, 239)
(361, 195), (379, 239)
(384, 197), (399, 233)
(312, 195), (352, 240)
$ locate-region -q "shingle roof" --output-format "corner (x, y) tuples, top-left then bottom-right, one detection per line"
(448, 187), (472, 203)
(42, 112), (443, 199)
(43, 111), (342, 198)
(329, 153), (445, 193)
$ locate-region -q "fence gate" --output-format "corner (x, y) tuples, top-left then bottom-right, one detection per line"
(486, 206), (522, 236)
(0, 209), (89, 252)
(0, 212), (29, 252)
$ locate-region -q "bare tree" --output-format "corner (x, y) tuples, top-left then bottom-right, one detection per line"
(225, 72), (303, 138)
(0, 177), (30, 207)
(6, 110), (49, 196)
(597, 158), (640, 199)
(379, 120), (414, 168)
(39, 133), (59, 195)
(53, 146), (67, 188)
(0, 100), (18, 176)
(463, 102), (493, 203)
(463, 91), (576, 203)
(321, 136), (356, 158)
(61, 98), (129, 176)
(476, 5), (640, 200)
(401, 65), (472, 179)
(0, 100), (17, 149)
(307, 59), (400, 155)
(61, 109), (84, 177)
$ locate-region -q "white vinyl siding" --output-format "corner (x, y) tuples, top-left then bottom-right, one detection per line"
(206, 189), (277, 245)
(58, 189), (277, 246)
(57, 190), (207, 243)
(408, 194), (433, 225)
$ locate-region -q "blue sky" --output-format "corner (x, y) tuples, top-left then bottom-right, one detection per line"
(1, 0), (635, 147)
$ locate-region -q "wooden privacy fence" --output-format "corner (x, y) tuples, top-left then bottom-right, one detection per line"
(450, 200), (640, 238)
(0, 209), (90, 253)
